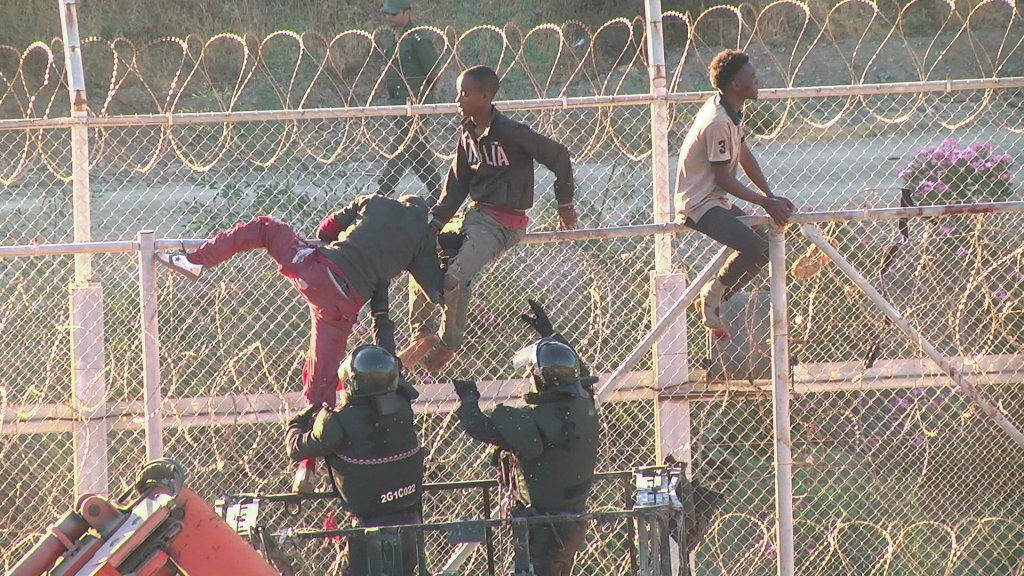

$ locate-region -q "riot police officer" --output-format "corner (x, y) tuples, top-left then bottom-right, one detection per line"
(287, 345), (423, 576)
(451, 299), (600, 576)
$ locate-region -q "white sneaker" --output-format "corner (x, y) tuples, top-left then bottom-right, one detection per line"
(698, 279), (727, 329)
(156, 252), (204, 281)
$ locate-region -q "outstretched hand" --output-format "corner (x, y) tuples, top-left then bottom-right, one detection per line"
(452, 379), (481, 402)
(519, 298), (554, 338)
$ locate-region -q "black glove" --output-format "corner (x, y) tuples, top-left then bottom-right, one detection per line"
(438, 230), (465, 253)
(289, 403), (323, 429)
(438, 230), (465, 271)
(452, 379), (481, 402)
(519, 298), (554, 338)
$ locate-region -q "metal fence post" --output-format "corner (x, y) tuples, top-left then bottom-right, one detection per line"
(645, 0), (673, 274)
(61, 0), (109, 498)
(139, 231), (164, 459)
(768, 226), (795, 576)
(643, 0), (689, 453)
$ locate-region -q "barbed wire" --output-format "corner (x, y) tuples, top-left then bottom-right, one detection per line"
(0, 2), (1021, 122)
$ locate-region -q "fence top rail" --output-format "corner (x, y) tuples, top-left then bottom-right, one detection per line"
(2, 202), (1022, 258)
(228, 470), (633, 505)
(1, 76), (1022, 131)
(285, 506), (669, 540)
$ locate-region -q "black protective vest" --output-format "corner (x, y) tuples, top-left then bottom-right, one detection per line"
(492, 393), (599, 513)
(320, 396), (424, 518)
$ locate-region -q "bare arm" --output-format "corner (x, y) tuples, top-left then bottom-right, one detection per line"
(738, 141), (772, 197)
(713, 144), (793, 225)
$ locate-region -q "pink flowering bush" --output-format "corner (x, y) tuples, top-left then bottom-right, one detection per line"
(899, 138), (1014, 205)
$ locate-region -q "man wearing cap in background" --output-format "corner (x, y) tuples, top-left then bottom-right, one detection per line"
(379, 0), (444, 204)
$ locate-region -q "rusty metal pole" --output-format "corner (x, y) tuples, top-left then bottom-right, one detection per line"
(61, 0), (110, 498)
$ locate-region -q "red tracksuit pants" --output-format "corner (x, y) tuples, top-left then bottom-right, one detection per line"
(188, 216), (362, 407)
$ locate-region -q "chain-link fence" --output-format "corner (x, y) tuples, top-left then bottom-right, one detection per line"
(2, 2), (1024, 574)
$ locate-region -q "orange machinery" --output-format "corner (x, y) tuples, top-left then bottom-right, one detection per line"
(7, 459), (282, 576)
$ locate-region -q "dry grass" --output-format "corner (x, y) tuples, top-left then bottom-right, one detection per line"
(2, 0), (1006, 50)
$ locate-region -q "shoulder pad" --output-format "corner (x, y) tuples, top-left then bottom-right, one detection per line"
(312, 408), (344, 443)
(491, 405), (543, 460)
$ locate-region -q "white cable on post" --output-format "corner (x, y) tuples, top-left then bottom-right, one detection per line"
(138, 231), (164, 459)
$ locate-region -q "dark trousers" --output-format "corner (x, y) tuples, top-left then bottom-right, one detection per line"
(189, 216), (361, 407)
(685, 205), (769, 301)
(378, 116), (442, 203)
(529, 514), (588, 576)
(346, 507), (421, 576)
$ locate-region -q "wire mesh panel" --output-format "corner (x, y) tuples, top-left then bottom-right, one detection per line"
(0, 254), (75, 558)
(2, 3), (1024, 574)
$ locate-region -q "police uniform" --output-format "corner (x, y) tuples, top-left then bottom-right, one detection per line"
(453, 306), (599, 576)
(379, 0), (443, 201)
(287, 347), (424, 576)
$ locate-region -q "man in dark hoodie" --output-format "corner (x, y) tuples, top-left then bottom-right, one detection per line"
(401, 65), (577, 372)
(157, 194), (443, 491)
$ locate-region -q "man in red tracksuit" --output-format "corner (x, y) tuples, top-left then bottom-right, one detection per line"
(158, 193), (443, 491)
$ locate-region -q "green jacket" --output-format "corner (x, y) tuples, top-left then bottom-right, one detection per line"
(382, 24), (440, 105)
(316, 194), (442, 305)
(287, 391), (424, 518)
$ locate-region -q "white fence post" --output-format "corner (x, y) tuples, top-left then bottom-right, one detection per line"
(60, 0), (109, 498)
(138, 231), (164, 459)
(643, 0), (690, 467)
(768, 226), (796, 576)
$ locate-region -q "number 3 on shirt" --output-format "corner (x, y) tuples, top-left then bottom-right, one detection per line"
(717, 139), (727, 154)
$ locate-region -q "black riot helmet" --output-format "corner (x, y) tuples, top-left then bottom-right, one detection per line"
(339, 345), (400, 398)
(513, 337), (580, 393)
